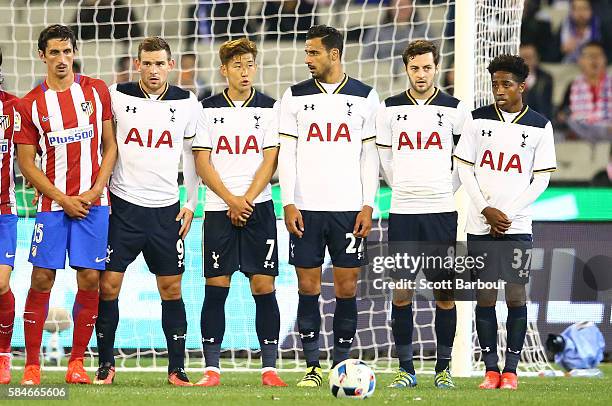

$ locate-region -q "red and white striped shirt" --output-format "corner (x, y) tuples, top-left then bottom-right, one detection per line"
(14, 74), (113, 212)
(0, 90), (18, 215)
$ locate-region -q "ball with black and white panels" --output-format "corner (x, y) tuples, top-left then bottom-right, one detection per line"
(329, 359), (376, 399)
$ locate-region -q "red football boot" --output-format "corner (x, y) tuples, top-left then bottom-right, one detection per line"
(479, 371), (501, 389)
(500, 372), (518, 390)
(262, 370), (288, 387)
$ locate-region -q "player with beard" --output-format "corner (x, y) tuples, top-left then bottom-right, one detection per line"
(278, 25), (379, 387)
(376, 40), (470, 389)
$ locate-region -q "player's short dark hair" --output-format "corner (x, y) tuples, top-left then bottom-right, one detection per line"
(219, 38), (257, 65)
(138, 36), (172, 61)
(306, 25), (344, 58)
(402, 40), (440, 67)
(487, 54), (529, 82)
(38, 24), (77, 54)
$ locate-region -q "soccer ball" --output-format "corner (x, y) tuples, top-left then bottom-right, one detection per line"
(329, 359), (376, 399)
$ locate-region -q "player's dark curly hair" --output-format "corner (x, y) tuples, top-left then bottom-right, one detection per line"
(487, 54), (529, 82)
(306, 25), (344, 58)
(38, 24), (77, 54)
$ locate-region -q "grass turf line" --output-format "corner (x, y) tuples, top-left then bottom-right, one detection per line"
(2, 364), (610, 405)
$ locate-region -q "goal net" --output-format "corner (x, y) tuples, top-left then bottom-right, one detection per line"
(1, 0), (552, 375)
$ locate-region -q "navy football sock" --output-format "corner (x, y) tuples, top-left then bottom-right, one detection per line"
(475, 305), (499, 372)
(161, 298), (187, 373)
(297, 293), (321, 368)
(96, 298), (119, 367)
(332, 296), (357, 367)
(435, 306), (456, 372)
(254, 291), (280, 369)
(201, 285), (229, 369)
(503, 305), (527, 374)
(391, 304), (415, 374)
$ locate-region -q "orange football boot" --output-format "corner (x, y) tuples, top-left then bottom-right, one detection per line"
(194, 369), (220, 387)
(66, 359), (91, 384)
(0, 355), (11, 384)
(21, 364), (41, 385)
(262, 370), (288, 387)
(479, 371), (501, 389)
(500, 372), (518, 390)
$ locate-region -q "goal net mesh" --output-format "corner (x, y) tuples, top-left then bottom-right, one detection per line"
(0, 0), (552, 374)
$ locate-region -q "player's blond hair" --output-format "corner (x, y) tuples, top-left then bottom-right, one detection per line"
(219, 38), (257, 65)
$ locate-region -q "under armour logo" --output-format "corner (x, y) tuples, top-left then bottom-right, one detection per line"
(521, 132), (528, 147)
(299, 332), (315, 339)
(507, 348), (521, 354)
(482, 130), (492, 137)
(437, 112), (444, 126)
(304, 104), (315, 111)
(519, 269), (530, 278)
(263, 339), (278, 345)
(264, 261), (275, 269)
(357, 252), (363, 260)
(397, 114), (408, 121)
(290, 242), (295, 258)
(173, 334), (187, 341)
(346, 102), (353, 116)
(212, 251), (220, 269)
(97, 332), (104, 338)
(254, 115), (261, 129)
(178, 260), (184, 268)
(482, 346), (491, 353)
(126, 106), (136, 113)
(338, 337), (354, 344)
(214, 117), (224, 124)
(202, 337), (215, 343)
(170, 108), (176, 122)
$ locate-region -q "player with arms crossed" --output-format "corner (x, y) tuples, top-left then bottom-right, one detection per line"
(454, 55), (556, 390)
(376, 40), (469, 389)
(279, 25), (379, 387)
(0, 48), (19, 385)
(192, 38), (286, 388)
(14, 25), (117, 385)
(94, 37), (200, 386)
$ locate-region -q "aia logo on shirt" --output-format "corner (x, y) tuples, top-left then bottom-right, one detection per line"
(125, 128), (173, 148)
(398, 131), (442, 150)
(216, 135), (259, 154)
(306, 123), (351, 142)
(480, 150), (522, 173)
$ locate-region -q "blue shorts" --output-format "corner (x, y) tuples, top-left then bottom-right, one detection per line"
(467, 233), (533, 284)
(203, 200), (278, 277)
(29, 206), (110, 271)
(289, 211), (367, 268)
(0, 214), (18, 268)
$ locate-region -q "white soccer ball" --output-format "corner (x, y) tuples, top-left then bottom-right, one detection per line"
(329, 359), (376, 399)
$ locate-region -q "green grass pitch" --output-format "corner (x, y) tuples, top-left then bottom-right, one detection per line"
(2, 364), (610, 405)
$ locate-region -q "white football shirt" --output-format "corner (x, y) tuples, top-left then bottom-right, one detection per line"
(192, 88), (278, 211)
(109, 82), (201, 208)
(454, 104), (557, 234)
(376, 88), (469, 214)
(278, 75), (379, 211)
